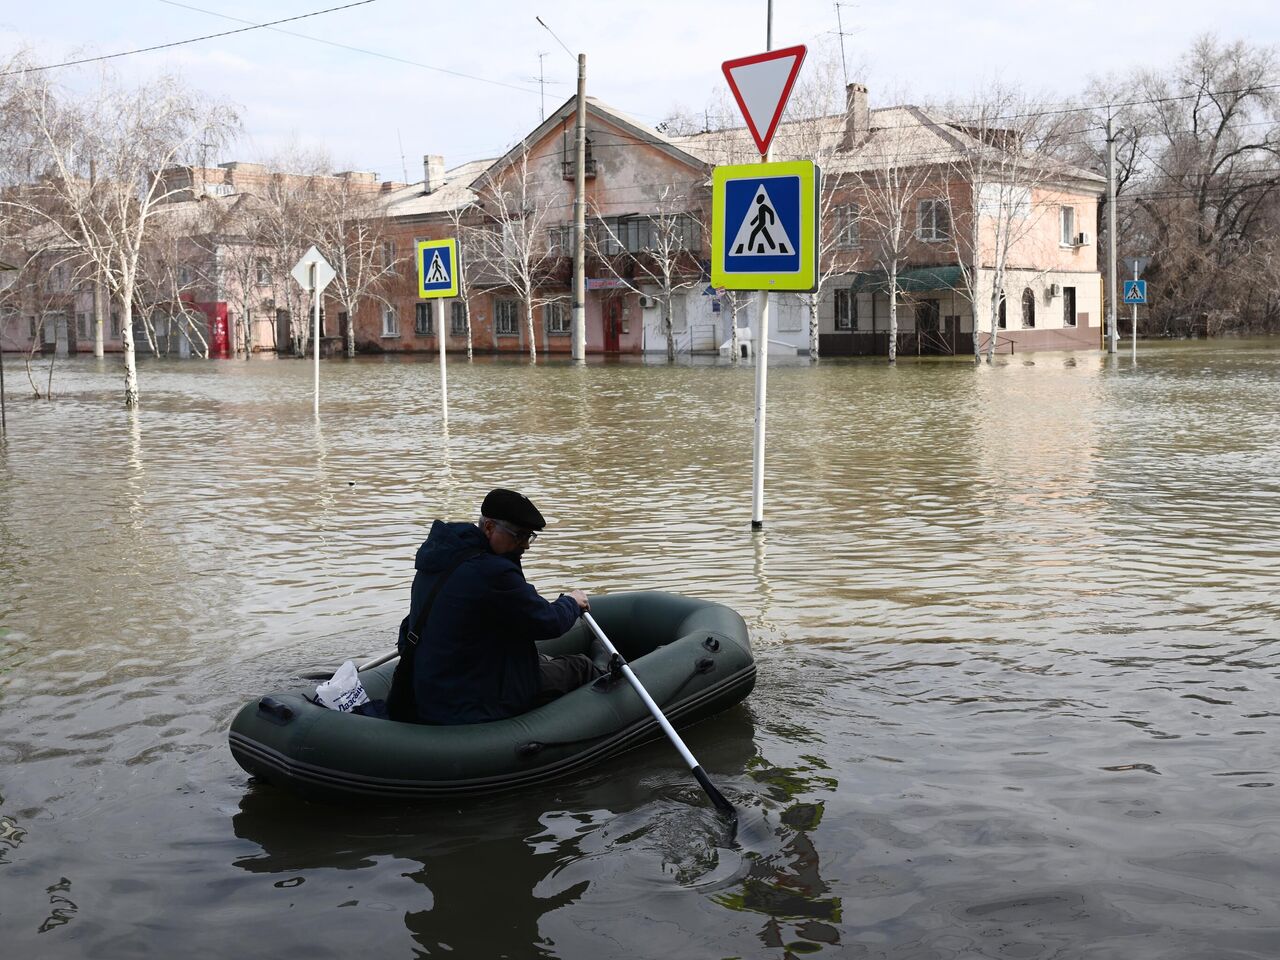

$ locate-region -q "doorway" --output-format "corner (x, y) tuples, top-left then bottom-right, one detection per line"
(603, 297), (622, 352)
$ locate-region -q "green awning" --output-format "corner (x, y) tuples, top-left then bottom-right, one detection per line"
(849, 265), (963, 293)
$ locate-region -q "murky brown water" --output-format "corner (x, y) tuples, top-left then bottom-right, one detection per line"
(2, 340), (1278, 958)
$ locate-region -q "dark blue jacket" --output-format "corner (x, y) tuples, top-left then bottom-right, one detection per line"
(397, 520), (582, 725)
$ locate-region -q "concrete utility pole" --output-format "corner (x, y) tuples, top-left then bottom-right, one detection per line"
(312, 263), (320, 415)
(1106, 114), (1118, 355)
(90, 156), (104, 358)
(572, 53), (588, 362)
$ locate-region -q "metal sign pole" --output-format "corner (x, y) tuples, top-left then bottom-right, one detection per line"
(1132, 262), (1139, 360)
(438, 298), (449, 421)
(312, 263), (320, 415)
(751, 10), (774, 531)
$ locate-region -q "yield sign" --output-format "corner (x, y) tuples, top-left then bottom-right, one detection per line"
(291, 245), (336, 293)
(722, 44), (807, 156)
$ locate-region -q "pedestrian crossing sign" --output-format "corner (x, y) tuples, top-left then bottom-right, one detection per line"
(1123, 279), (1147, 304)
(417, 238), (459, 298)
(711, 160), (819, 291)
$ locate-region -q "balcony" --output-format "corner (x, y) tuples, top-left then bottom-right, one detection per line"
(562, 158), (597, 180)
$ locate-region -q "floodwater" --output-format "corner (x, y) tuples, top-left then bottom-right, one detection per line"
(1, 340), (1278, 958)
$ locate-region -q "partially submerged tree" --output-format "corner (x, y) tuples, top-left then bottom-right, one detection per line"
(469, 145), (561, 362)
(3, 62), (238, 405)
(588, 185), (705, 362)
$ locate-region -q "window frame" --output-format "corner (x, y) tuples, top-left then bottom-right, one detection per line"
(451, 300), (467, 336)
(544, 300), (571, 337)
(1021, 287), (1036, 328)
(1060, 206), (1076, 246)
(495, 299), (519, 337)
(835, 204), (861, 248)
(834, 288), (857, 331)
(916, 199), (951, 242)
(381, 303), (400, 337)
(414, 302), (433, 336)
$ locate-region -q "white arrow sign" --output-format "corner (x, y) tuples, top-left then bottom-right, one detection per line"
(291, 245), (336, 293)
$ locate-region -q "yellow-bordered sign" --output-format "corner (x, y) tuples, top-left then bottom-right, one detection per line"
(417, 238), (459, 299)
(711, 160), (819, 292)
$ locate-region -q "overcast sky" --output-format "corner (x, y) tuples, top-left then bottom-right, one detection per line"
(3, 0), (1277, 178)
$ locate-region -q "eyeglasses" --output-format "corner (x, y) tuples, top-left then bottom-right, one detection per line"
(491, 519), (538, 544)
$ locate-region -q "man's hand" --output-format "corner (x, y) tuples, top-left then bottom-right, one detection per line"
(567, 590), (590, 612)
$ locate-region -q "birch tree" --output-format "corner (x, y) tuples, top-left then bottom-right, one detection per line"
(310, 177), (398, 357)
(2, 65), (237, 405)
(469, 146), (560, 362)
(588, 186), (705, 362)
(938, 88), (1068, 361)
(443, 200), (481, 360)
(856, 110), (938, 363)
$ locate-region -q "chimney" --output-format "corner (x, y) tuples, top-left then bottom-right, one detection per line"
(841, 83), (869, 151)
(423, 154), (445, 195)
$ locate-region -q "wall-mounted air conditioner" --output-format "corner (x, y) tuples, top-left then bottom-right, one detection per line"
(1075, 232), (1090, 246)
(1047, 283), (1060, 297)
(638, 295), (658, 309)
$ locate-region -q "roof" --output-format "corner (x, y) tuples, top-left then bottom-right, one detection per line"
(383, 157), (494, 218)
(673, 105), (1105, 189)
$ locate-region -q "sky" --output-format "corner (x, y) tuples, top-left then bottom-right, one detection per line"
(3, 0), (1277, 179)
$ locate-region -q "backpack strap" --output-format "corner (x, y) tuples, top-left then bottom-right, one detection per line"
(388, 546), (484, 723)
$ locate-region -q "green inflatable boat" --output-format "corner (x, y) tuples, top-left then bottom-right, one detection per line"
(228, 591), (755, 802)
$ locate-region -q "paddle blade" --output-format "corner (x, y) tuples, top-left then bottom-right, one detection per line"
(692, 764), (737, 822)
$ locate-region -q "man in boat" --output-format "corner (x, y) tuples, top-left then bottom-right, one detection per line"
(387, 488), (602, 725)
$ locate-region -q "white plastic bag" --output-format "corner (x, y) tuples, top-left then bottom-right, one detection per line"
(314, 660), (370, 712)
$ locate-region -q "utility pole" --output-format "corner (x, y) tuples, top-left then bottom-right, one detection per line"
(537, 52), (548, 122)
(90, 155), (104, 358)
(1106, 113), (1118, 355)
(571, 52), (587, 362)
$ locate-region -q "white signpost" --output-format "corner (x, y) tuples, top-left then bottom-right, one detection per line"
(721, 44), (807, 529)
(292, 245), (336, 415)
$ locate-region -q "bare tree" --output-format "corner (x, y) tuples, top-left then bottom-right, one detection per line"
(443, 199), (482, 359)
(588, 185), (705, 362)
(310, 177), (398, 358)
(2, 64), (238, 405)
(469, 145), (561, 361)
(936, 88), (1070, 361)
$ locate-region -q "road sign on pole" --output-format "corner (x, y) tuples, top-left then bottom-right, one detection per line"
(711, 160), (819, 291)
(417, 239), (460, 299)
(722, 45), (807, 156)
(1123, 280), (1147, 304)
(291, 246), (335, 415)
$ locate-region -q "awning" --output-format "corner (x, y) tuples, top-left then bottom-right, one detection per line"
(849, 265), (963, 293)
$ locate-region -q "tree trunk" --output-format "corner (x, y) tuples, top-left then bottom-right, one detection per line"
(93, 279), (105, 358)
(464, 301), (473, 360)
(808, 295), (820, 361)
(345, 300), (356, 358)
(121, 300), (140, 408)
(730, 316), (740, 365)
(988, 285), (1000, 363)
(664, 309), (675, 363)
(888, 284), (898, 364)
(525, 301), (537, 362)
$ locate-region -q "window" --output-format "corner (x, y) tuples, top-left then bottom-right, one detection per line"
(835, 205), (860, 247)
(1021, 288), (1036, 328)
(77, 312), (91, 339)
(27, 316), (37, 338)
(495, 299), (518, 337)
(997, 291), (1007, 329)
(834, 289), (857, 331)
(178, 265), (193, 287)
(1060, 206), (1076, 245)
(1062, 286), (1077, 327)
(451, 301), (467, 336)
(382, 239), (397, 266)
(670, 295), (688, 333)
(917, 200), (950, 241)
(46, 263), (70, 292)
(255, 259), (270, 285)
(544, 301), (570, 336)
(592, 214), (701, 255)
(548, 223), (573, 254)
(414, 302), (433, 335)
(381, 303), (399, 337)
(775, 293), (804, 333)
(978, 184), (1030, 219)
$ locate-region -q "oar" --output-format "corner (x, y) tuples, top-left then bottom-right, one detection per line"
(298, 648), (398, 681)
(582, 611), (736, 824)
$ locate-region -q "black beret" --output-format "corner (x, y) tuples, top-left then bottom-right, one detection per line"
(481, 488), (547, 531)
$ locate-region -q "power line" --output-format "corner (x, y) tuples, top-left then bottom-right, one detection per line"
(156, 0), (545, 97)
(1, 0), (379, 76)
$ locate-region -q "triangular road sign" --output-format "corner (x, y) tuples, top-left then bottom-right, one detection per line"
(729, 183), (795, 256)
(426, 250), (450, 284)
(722, 45), (807, 156)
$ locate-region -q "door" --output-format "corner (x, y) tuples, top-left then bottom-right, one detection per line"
(603, 297), (622, 352)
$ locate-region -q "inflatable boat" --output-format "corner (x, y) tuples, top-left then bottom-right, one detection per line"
(228, 591), (755, 802)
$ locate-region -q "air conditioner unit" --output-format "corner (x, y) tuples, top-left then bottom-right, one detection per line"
(1075, 232), (1090, 246)
(638, 295), (658, 309)
(1047, 283), (1060, 297)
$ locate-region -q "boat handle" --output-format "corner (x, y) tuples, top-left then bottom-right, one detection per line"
(258, 696), (295, 723)
(695, 656), (715, 674)
(702, 636), (720, 652)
